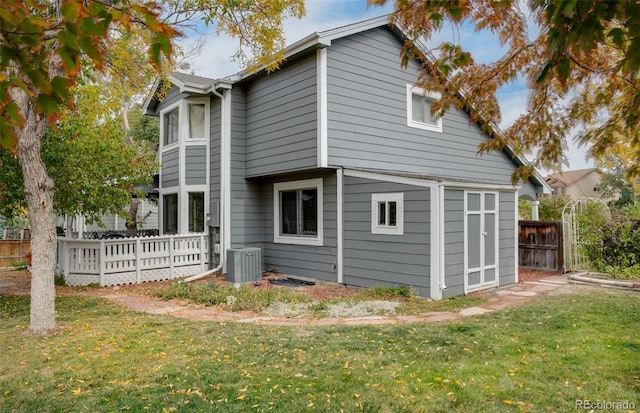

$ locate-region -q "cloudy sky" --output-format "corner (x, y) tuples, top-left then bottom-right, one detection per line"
(178, 0), (593, 172)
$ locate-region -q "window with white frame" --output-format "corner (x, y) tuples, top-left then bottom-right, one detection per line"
(407, 84), (443, 132)
(188, 192), (205, 232)
(163, 107), (179, 145)
(274, 179), (323, 245)
(163, 193), (178, 234)
(188, 103), (206, 140)
(371, 193), (404, 235)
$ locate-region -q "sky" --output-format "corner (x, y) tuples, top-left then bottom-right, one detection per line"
(178, 0), (594, 174)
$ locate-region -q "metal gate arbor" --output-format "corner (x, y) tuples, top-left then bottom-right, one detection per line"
(562, 197), (610, 272)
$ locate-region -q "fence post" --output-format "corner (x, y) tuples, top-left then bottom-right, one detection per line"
(135, 238), (141, 284)
(19, 229), (23, 262)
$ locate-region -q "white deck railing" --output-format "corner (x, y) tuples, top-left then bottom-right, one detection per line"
(57, 234), (209, 286)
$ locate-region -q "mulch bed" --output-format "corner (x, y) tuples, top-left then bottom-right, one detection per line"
(1, 268), (563, 300)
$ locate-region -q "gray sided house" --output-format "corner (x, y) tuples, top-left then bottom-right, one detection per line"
(143, 16), (549, 299)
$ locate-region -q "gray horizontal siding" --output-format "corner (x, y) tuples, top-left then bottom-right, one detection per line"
(343, 176), (431, 296)
(230, 88), (264, 248)
(499, 191), (517, 286)
(161, 148), (179, 188)
(244, 53), (318, 177)
(261, 172), (337, 282)
(185, 146), (206, 185)
(210, 97), (221, 209)
(326, 27), (520, 185)
(151, 84), (187, 116)
(519, 178), (542, 200)
(443, 189), (465, 298)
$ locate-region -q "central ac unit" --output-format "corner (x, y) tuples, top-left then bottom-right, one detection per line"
(227, 248), (262, 283)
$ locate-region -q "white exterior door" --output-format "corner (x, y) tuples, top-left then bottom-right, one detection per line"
(465, 191), (498, 292)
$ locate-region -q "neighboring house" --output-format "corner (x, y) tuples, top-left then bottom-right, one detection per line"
(56, 198), (158, 238)
(143, 15), (550, 299)
(545, 168), (617, 201)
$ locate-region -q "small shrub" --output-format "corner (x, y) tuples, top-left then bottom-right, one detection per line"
(9, 261), (27, 270)
(155, 282), (311, 312)
(54, 273), (66, 286)
(360, 285), (417, 300)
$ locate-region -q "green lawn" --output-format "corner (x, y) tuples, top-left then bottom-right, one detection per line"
(1, 288), (638, 412)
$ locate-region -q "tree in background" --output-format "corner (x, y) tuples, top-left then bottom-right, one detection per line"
(596, 153), (638, 201)
(1, 0), (304, 334)
(370, 0), (640, 184)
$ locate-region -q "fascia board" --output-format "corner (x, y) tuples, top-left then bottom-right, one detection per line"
(142, 77), (161, 115)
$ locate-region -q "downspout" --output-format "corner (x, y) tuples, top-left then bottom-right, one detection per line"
(184, 86), (230, 283)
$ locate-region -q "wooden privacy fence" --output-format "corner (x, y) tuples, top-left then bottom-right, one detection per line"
(0, 240), (31, 266)
(57, 234), (208, 286)
(518, 221), (563, 273)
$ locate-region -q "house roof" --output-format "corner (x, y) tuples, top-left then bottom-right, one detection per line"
(143, 14), (551, 194)
(171, 72), (216, 88)
(545, 168), (599, 187)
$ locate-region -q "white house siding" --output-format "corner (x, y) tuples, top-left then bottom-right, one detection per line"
(342, 176), (431, 296)
(326, 27), (522, 185)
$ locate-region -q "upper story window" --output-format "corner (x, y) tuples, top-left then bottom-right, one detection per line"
(161, 99), (209, 147)
(188, 103), (206, 140)
(163, 107), (179, 146)
(274, 178), (323, 246)
(407, 84), (443, 133)
(371, 193), (404, 235)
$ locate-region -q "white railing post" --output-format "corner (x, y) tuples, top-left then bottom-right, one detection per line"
(135, 238), (141, 284)
(62, 240), (70, 278)
(169, 235), (175, 279)
(99, 240), (105, 286)
(199, 233), (205, 272)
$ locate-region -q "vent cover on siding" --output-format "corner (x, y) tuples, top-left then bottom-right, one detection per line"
(227, 248), (262, 283)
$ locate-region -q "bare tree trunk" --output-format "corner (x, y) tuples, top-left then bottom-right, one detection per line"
(16, 97), (57, 334)
(127, 198), (140, 230)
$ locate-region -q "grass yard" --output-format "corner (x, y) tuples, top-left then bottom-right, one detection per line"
(1, 287), (638, 412)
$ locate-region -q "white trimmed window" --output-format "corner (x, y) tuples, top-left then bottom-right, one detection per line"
(188, 103), (206, 140)
(163, 107), (179, 145)
(163, 193), (178, 234)
(274, 179), (323, 246)
(371, 193), (404, 235)
(188, 192), (205, 232)
(407, 84), (443, 132)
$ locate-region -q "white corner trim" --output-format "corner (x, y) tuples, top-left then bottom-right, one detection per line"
(514, 190), (519, 284)
(273, 178), (324, 246)
(432, 183), (445, 299)
(317, 48), (328, 168)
